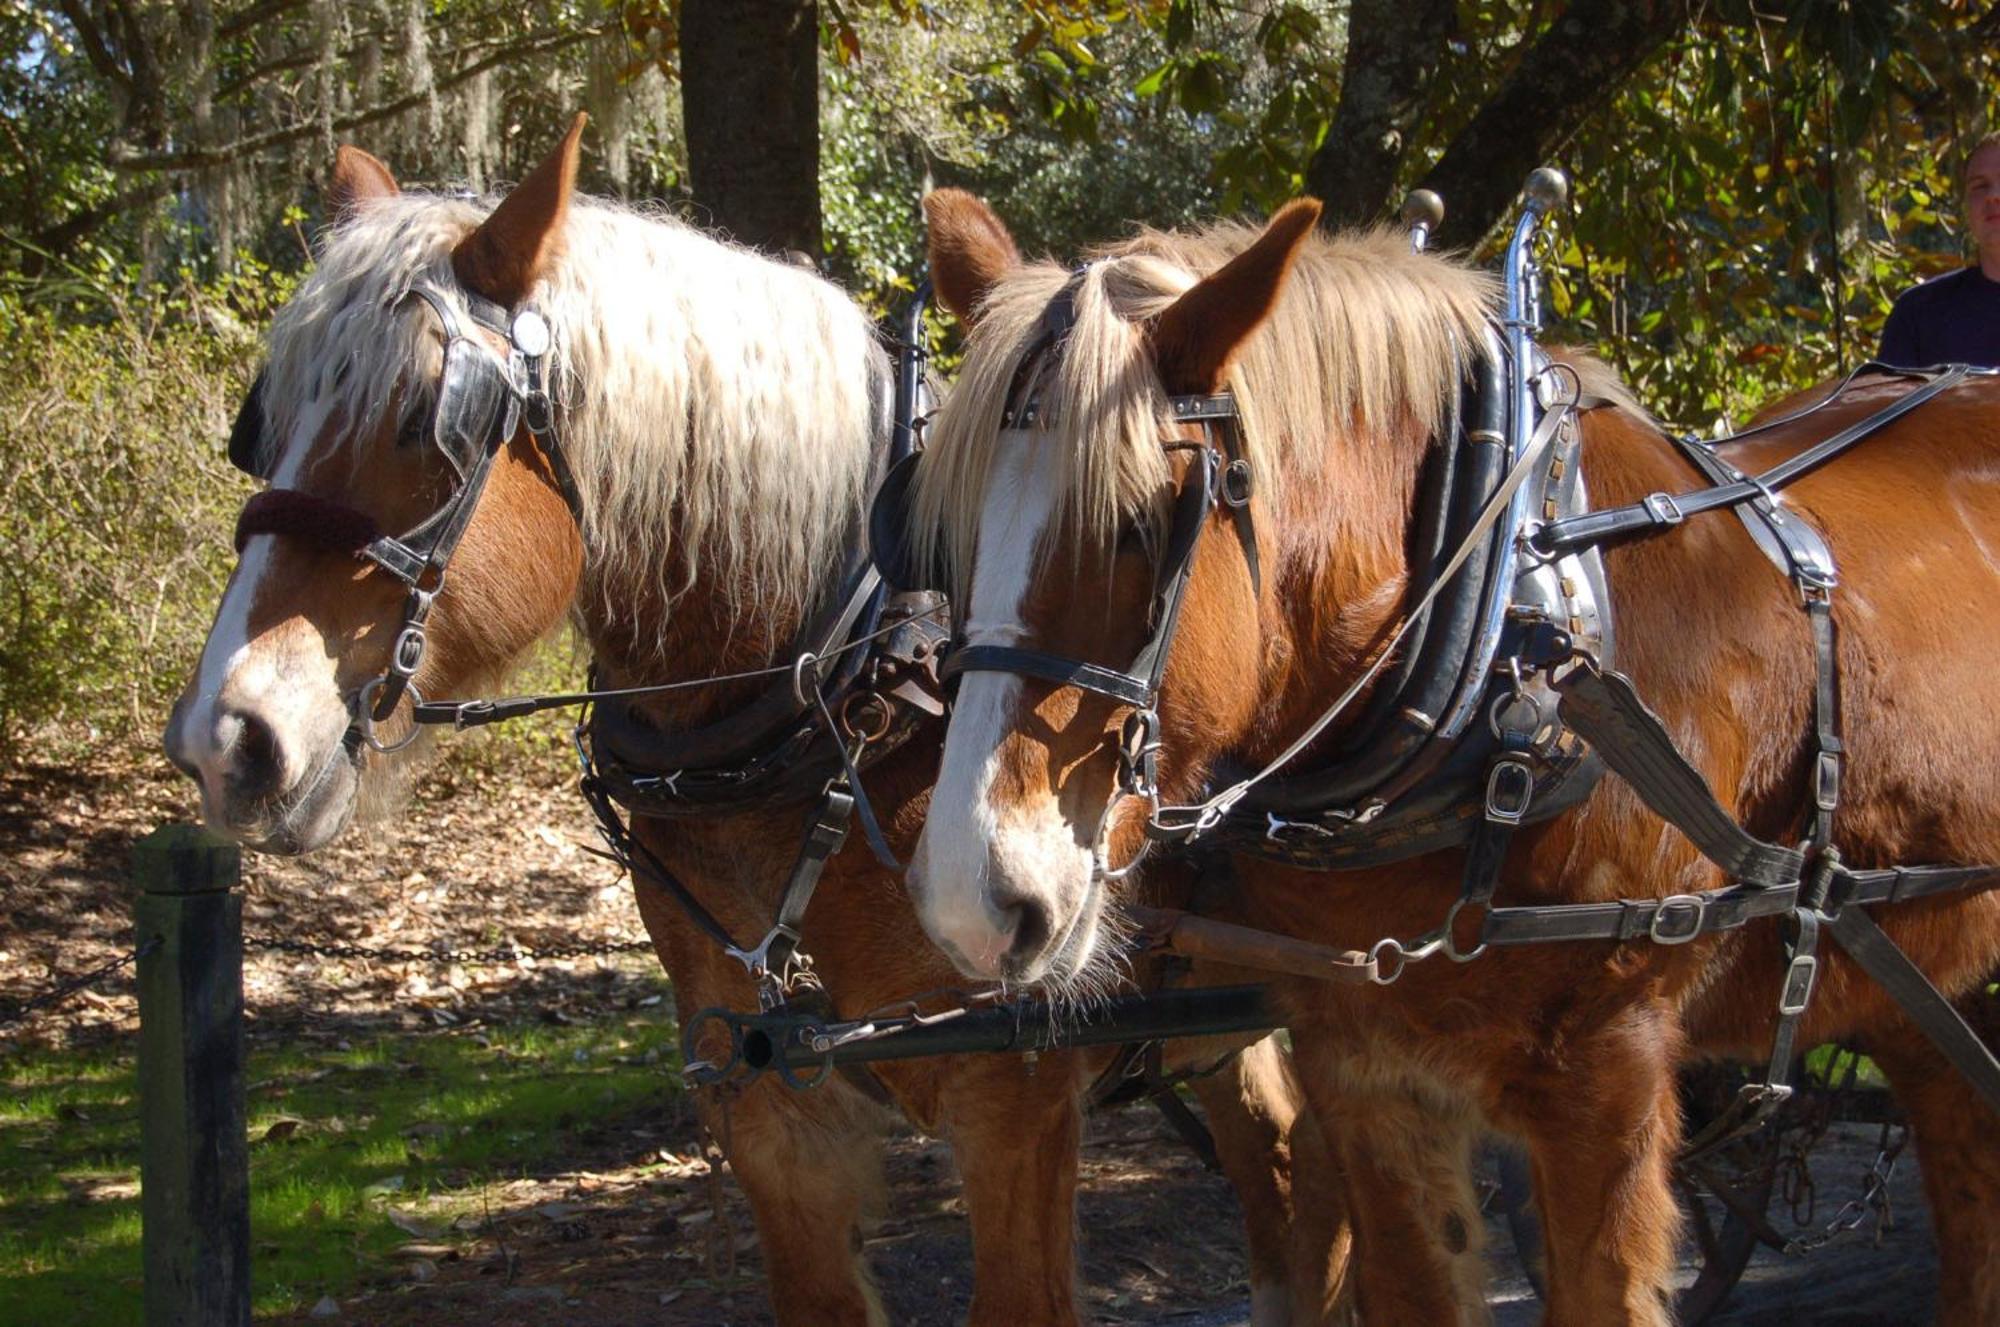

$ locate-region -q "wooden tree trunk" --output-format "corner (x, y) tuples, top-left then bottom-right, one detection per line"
(681, 0), (822, 260)
(1305, 0), (1458, 231)
(1418, 0), (1687, 252)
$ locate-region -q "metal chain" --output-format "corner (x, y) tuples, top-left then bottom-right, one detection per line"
(248, 934), (656, 966)
(0, 938), (161, 1031)
(1762, 1047), (1908, 1255)
(1780, 1119), (1908, 1255)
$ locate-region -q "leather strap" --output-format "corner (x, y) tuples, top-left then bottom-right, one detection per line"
(1535, 365), (1972, 558)
(1825, 906), (2000, 1115)
(1479, 879), (1801, 946)
(941, 645), (1155, 707)
(1554, 662), (1804, 888)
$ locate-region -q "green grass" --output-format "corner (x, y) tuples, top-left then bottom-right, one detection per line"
(0, 1009), (684, 1322)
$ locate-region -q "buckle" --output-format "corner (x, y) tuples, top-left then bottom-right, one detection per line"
(390, 622), (428, 679)
(1483, 758), (1535, 826)
(1119, 708), (1162, 798)
(1648, 893), (1707, 945)
(1641, 491), (1685, 526)
(1219, 458), (1254, 509)
(1814, 750), (1841, 814)
(1778, 951), (1818, 1016)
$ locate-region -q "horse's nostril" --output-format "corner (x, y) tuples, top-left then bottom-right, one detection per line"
(224, 707), (286, 802)
(999, 891), (1053, 967)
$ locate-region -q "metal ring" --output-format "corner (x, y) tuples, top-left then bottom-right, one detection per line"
(790, 650), (822, 709)
(1441, 899), (1489, 963)
(355, 676), (426, 754)
(838, 690), (895, 746)
(1368, 938), (1408, 986)
(678, 1006), (744, 1087)
(1488, 690), (1543, 743)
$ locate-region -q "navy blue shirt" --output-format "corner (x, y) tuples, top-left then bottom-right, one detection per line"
(1877, 266), (2000, 368)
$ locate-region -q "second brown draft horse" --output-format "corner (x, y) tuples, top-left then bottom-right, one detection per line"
(900, 187), (2000, 1324)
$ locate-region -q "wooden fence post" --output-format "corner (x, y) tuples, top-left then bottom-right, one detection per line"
(135, 824), (250, 1327)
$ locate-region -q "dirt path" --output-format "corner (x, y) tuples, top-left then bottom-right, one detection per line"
(0, 750), (1944, 1324)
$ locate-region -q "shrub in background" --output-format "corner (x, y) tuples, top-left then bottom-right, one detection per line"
(0, 274), (267, 759)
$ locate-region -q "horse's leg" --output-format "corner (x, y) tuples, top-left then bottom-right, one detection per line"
(1870, 1029), (2000, 1321)
(1509, 1008), (1680, 1327)
(1285, 1090), (1361, 1326)
(935, 1051), (1087, 1326)
(635, 890), (889, 1326)
(1290, 1035), (1490, 1326)
(1186, 1034), (1355, 1325)
(692, 1075), (891, 1326)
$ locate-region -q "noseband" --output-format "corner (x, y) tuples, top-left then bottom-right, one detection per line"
(229, 281), (583, 749)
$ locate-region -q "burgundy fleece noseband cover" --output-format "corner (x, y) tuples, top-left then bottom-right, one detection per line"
(234, 489), (382, 556)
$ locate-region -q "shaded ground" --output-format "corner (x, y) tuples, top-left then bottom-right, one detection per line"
(0, 747), (1257, 1325)
(0, 748), (1941, 1324)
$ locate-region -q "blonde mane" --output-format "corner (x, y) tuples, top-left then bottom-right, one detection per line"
(911, 222), (1499, 588)
(261, 192), (890, 650)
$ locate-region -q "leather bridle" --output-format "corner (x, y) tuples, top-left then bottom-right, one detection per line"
(229, 281), (582, 751)
(918, 277), (1262, 815)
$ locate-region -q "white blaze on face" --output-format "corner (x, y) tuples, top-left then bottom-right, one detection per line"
(163, 395), (356, 845)
(912, 435), (1097, 980)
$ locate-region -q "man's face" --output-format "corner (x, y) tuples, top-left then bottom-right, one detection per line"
(1966, 143), (2000, 262)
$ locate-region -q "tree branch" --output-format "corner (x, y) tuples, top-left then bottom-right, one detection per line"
(107, 24), (606, 174)
(1420, 0), (1690, 251)
(216, 0), (314, 41)
(21, 179), (176, 268)
(52, 0), (132, 93)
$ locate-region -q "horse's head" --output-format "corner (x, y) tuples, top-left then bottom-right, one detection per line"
(164, 120), (590, 852)
(901, 190), (1325, 987)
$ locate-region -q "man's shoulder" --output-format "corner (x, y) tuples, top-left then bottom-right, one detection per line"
(1895, 266), (1994, 307)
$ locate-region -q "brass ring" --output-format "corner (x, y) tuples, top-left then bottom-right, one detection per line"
(839, 690), (895, 745)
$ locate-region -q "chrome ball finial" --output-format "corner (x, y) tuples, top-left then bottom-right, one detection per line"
(1401, 189), (1445, 231)
(1401, 189), (1444, 253)
(1524, 167), (1569, 214)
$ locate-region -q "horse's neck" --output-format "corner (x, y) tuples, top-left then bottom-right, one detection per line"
(1245, 419), (1431, 761)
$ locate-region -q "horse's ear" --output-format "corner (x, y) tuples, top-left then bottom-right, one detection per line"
(452, 112), (587, 307)
(328, 146), (399, 226)
(923, 188), (1021, 327)
(1150, 198), (1322, 395)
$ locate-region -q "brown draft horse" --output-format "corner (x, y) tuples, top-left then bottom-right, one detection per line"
(162, 123), (1352, 1324)
(902, 187), (2000, 1325)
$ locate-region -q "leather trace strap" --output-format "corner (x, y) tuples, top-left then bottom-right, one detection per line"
(1555, 662), (1804, 887)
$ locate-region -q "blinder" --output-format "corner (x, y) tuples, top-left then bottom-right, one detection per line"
(229, 369), (271, 478)
(868, 450), (942, 594)
(226, 285), (527, 490)
(429, 318), (521, 481)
